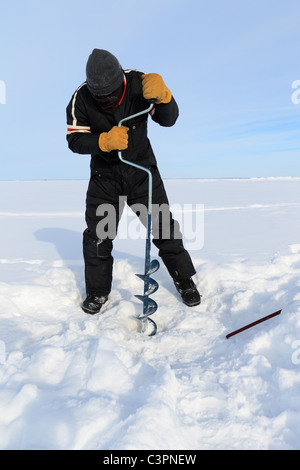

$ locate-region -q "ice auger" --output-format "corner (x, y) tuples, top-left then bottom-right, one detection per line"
(118, 102), (159, 336)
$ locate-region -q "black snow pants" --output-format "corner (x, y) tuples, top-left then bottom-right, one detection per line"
(83, 163), (196, 296)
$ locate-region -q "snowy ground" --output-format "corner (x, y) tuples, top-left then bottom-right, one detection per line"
(0, 177), (300, 450)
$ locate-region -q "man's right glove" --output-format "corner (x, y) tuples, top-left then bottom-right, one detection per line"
(99, 125), (129, 152)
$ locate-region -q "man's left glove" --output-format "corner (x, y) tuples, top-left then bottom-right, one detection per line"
(142, 73), (172, 104)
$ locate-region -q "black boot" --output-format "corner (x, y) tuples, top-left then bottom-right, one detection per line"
(174, 278), (201, 307)
(81, 294), (109, 314)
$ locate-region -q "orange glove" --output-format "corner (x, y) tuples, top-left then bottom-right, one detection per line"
(99, 125), (129, 152)
(142, 73), (172, 104)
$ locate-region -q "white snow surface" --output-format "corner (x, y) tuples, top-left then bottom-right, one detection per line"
(0, 177), (300, 450)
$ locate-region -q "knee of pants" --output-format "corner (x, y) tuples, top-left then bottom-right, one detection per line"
(83, 229), (113, 259)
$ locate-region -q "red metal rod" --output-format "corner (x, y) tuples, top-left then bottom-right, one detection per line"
(226, 309), (282, 339)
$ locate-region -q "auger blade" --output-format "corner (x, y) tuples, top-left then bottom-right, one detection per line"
(146, 259), (160, 275)
(140, 317), (157, 336)
(135, 274), (159, 295)
(135, 295), (158, 318)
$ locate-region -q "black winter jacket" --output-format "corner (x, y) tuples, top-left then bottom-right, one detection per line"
(66, 70), (179, 176)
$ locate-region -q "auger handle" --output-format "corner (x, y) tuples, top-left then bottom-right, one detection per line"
(117, 103), (155, 215)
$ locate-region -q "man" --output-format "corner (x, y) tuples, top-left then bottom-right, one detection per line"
(66, 49), (200, 314)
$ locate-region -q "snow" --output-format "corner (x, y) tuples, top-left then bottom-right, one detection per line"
(0, 177), (300, 450)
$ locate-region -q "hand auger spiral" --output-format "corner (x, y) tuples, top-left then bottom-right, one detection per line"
(118, 102), (159, 336)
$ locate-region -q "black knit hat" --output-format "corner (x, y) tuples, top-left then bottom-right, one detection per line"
(86, 49), (124, 96)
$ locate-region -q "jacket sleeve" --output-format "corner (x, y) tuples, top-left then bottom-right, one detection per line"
(66, 86), (99, 155)
(150, 95), (179, 127)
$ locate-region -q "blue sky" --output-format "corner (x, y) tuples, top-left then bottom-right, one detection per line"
(0, 0), (299, 180)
